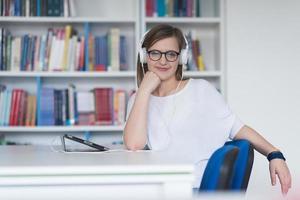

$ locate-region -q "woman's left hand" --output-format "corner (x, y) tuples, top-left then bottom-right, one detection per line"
(269, 159), (292, 195)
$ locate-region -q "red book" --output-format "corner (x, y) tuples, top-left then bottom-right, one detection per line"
(18, 91), (28, 126)
(94, 88), (113, 125)
(146, 0), (154, 17)
(9, 89), (22, 126)
(78, 37), (85, 71)
(13, 90), (23, 126)
(9, 90), (18, 126)
(192, 40), (199, 69)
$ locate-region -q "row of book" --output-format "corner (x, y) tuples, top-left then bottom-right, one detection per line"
(0, 84), (129, 126)
(0, 0), (76, 17)
(0, 85), (36, 126)
(0, 25), (128, 72)
(186, 30), (205, 71)
(146, 0), (203, 17)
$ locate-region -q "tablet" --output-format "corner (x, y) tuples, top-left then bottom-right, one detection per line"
(62, 134), (110, 152)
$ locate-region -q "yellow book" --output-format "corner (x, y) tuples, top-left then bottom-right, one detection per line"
(110, 28), (120, 71)
(62, 25), (72, 71)
(197, 55), (205, 71)
(25, 95), (32, 126)
(88, 35), (94, 71)
(30, 95), (37, 126)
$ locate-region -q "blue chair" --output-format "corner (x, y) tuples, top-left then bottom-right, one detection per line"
(225, 139), (254, 191)
(199, 145), (239, 191)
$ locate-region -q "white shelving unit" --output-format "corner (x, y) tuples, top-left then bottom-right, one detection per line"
(0, 0), (226, 145)
(0, 0), (139, 145)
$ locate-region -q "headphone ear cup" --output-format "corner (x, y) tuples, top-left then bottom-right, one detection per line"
(179, 48), (188, 65)
(139, 47), (147, 65)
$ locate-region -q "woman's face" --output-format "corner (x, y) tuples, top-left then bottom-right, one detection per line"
(146, 37), (180, 81)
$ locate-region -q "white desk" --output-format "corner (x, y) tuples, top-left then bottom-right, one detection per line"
(0, 145), (194, 200)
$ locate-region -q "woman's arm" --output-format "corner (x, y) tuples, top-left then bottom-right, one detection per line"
(234, 125), (292, 194)
(123, 90), (150, 150)
(123, 71), (161, 150)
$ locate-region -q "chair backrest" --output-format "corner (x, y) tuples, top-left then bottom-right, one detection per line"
(225, 139), (254, 191)
(199, 145), (239, 191)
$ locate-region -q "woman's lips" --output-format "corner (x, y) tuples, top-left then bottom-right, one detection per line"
(156, 67), (170, 72)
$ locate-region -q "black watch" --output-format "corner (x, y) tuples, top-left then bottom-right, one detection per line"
(267, 151), (286, 161)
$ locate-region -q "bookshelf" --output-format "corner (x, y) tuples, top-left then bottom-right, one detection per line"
(0, 0), (226, 145)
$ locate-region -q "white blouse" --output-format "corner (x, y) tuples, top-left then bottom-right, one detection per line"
(125, 78), (244, 187)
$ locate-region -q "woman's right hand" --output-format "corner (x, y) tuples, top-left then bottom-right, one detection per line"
(139, 71), (161, 94)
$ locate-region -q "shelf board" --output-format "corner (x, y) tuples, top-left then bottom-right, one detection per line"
(0, 71), (221, 78)
(0, 71), (136, 78)
(145, 17), (221, 24)
(183, 71), (222, 77)
(0, 126), (124, 132)
(0, 16), (136, 23)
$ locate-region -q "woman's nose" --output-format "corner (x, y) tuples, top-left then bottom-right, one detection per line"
(159, 54), (167, 65)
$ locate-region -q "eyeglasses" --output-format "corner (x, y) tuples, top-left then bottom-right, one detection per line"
(147, 50), (180, 62)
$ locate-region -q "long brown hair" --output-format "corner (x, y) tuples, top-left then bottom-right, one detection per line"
(137, 24), (186, 87)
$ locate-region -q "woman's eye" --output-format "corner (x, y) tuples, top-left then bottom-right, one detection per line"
(167, 52), (177, 57)
(151, 51), (161, 56)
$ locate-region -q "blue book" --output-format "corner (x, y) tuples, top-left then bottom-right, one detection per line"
(15, 0), (21, 16)
(54, 89), (63, 125)
(173, 0), (179, 17)
(73, 91), (78, 125)
(4, 89), (12, 126)
(37, 0), (41, 16)
(0, 28), (3, 71)
(98, 36), (107, 71)
(157, 0), (165, 17)
(181, 0), (187, 16)
(0, 85), (6, 125)
(21, 34), (29, 71)
(83, 22), (90, 71)
(38, 87), (55, 126)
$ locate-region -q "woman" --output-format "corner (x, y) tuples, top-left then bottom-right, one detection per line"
(123, 24), (291, 194)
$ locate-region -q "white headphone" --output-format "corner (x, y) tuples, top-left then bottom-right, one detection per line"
(139, 30), (189, 66)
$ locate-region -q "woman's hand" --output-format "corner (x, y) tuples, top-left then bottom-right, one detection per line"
(139, 71), (161, 94)
(269, 159), (292, 195)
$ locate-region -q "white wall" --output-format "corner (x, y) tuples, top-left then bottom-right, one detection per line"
(226, 0), (300, 198)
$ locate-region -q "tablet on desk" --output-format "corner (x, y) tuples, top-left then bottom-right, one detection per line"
(61, 134), (110, 152)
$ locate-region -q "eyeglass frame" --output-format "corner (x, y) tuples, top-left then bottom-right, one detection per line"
(147, 50), (180, 62)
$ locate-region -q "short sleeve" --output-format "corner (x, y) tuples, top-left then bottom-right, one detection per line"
(200, 79), (244, 140)
(229, 115), (244, 139)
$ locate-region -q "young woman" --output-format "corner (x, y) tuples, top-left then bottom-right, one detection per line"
(123, 24), (291, 193)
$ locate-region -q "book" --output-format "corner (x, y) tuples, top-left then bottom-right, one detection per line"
(66, 84), (76, 125)
(38, 88), (55, 126)
(94, 88), (114, 125)
(62, 25), (71, 71)
(114, 90), (126, 125)
(109, 28), (120, 71)
(76, 91), (95, 125)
